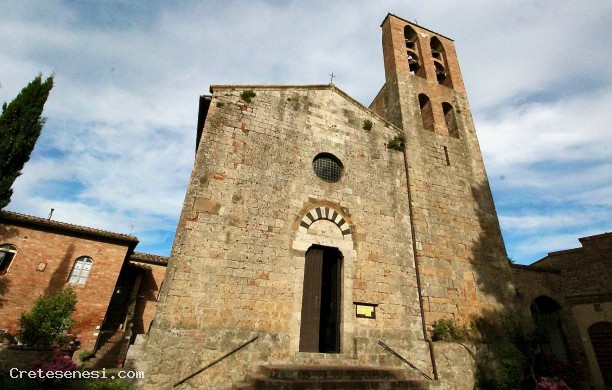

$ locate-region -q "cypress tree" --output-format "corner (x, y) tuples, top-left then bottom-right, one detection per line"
(0, 74), (54, 209)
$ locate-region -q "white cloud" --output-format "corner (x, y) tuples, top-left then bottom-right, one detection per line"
(1, 1), (610, 260)
(480, 89), (611, 169)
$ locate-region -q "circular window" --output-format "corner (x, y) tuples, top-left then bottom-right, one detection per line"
(313, 153), (343, 183)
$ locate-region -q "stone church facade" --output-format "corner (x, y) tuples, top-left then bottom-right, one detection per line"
(140, 14), (514, 388)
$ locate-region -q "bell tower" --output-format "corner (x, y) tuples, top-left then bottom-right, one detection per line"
(371, 14), (513, 325)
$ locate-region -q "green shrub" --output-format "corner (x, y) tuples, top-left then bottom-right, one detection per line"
(431, 318), (469, 342)
(362, 119), (372, 131)
(86, 380), (134, 390)
(387, 135), (405, 151)
(19, 288), (77, 347)
(215, 101), (224, 108)
(78, 350), (95, 362)
(471, 309), (562, 390)
(240, 90), (256, 103)
(0, 328), (16, 344)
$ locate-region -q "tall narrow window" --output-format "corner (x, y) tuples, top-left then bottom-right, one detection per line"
(0, 244), (17, 275)
(430, 37), (453, 88)
(443, 102), (459, 138)
(418, 94), (434, 132)
(68, 256), (93, 285)
(404, 25), (425, 78)
(443, 146), (451, 166)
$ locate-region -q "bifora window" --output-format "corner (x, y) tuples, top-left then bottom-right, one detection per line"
(313, 153), (343, 183)
(68, 256), (93, 285)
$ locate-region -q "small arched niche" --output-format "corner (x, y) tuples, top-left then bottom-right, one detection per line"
(430, 37), (453, 88)
(404, 25), (425, 78)
(418, 94), (434, 132)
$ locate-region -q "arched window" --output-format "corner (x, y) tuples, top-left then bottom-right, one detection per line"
(531, 296), (569, 361)
(404, 25), (425, 78)
(68, 256), (93, 285)
(430, 37), (453, 88)
(418, 94), (434, 132)
(442, 102), (459, 138)
(0, 244), (17, 275)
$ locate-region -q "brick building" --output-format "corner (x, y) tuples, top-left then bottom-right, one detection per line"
(512, 232), (612, 389)
(139, 14), (514, 389)
(0, 210), (167, 367)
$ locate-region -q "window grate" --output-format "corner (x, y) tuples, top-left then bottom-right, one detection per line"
(313, 154), (342, 183)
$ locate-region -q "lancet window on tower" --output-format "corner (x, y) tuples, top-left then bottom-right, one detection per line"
(430, 37), (453, 88)
(404, 25), (425, 78)
(442, 102), (459, 138)
(418, 94), (434, 132)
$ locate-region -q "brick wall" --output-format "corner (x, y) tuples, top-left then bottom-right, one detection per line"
(0, 222), (132, 352)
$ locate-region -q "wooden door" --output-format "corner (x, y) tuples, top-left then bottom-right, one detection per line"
(299, 247), (324, 352)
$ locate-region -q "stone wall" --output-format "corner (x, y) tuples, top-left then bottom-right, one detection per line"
(430, 342), (477, 390)
(140, 85), (432, 388)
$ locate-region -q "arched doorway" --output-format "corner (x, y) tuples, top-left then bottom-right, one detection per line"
(299, 245), (342, 353)
(531, 296), (569, 361)
(588, 321), (612, 387)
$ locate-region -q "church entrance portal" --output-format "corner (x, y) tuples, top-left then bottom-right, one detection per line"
(299, 245), (342, 353)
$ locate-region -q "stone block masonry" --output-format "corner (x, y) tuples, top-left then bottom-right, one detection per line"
(141, 85), (430, 388)
(139, 13), (515, 389)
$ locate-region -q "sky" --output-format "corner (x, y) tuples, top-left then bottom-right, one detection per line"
(1, 0), (610, 264)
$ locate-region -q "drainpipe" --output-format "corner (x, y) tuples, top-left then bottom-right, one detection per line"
(402, 145), (438, 380)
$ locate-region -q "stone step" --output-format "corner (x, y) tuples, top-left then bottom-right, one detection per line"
(261, 365), (411, 381)
(249, 378), (427, 389)
(86, 358), (122, 369)
(232, 383), (255, 390)
(232, 365), (431, 390)
(89, 331), (130, 369)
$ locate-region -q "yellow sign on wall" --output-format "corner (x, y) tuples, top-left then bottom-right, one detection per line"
(354, 302), (377, 319)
